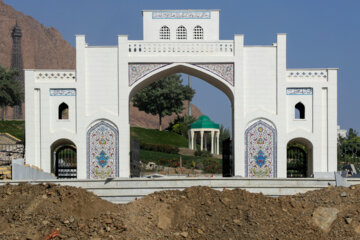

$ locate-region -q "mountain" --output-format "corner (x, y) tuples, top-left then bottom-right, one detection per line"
(130, 100), (203, 130)
(0, 0), (75, 69)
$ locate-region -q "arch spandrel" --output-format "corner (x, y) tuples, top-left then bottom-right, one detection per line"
(87, 120), (119, 179)
(245, 120), (277, 178)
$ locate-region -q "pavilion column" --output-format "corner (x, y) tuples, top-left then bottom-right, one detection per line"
(188, 130), (191, 149)
(191, 130), (195, 150)
(216, 130), (220, 155)
(200, 130), (204, 151)
(210, 131), (214, 154)
(204, 132), (207, 151)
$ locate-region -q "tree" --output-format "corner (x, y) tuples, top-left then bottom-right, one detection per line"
(167, 115), (197, 138)
(132, 74), (195, 130)
(0, 65), (22, 120)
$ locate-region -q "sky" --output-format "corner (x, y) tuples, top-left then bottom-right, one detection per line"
(4, 0), (360, 134)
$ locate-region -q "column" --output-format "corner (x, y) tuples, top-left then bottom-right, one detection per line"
(216, 130), (220, 155)
(188, 130), (191, 149)
(191, 130), (195, 150)
(204, 132), (207, 151)
(210, 131), (214, 154)
(200, 130), (204, 151)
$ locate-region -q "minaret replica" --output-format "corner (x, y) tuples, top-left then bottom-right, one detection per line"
(11, 21), (24, 119)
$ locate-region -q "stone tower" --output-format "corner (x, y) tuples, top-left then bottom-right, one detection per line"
(11, 21), (24, 119)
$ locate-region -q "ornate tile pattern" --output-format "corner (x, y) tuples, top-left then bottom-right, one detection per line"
(286, 88), (313, 95)
(152, 10), (211, 19)
(49, 89), (76, 96)
(245, 120), (277, 178)
(129, 64), (168, 86)
(87, 121), (119, 179)
(195, 64), (234, 85)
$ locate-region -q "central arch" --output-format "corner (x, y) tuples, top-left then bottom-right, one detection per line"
(128, 62), (235, 176)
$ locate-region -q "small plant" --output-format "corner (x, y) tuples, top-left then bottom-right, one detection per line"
(202, 158), (222, 174)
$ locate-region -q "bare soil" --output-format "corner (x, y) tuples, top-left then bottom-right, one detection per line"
(0, 183), (360, 239)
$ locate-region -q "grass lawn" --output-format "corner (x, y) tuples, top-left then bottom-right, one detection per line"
(131, 127), (188, 147)
(140, 149), (222, 173)
(0, 120), (25, 141)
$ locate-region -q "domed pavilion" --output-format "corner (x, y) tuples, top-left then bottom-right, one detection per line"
(189, 115), (220, 155)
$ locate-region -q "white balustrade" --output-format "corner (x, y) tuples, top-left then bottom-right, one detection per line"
(128, 41), (234, 56)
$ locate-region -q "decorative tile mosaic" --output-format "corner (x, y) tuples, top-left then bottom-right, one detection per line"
(195, 64), (234, 85)
(49, 89), (76, 96)
(152, 10), (211, 19)
(286, 88), (313, 95)
(129, 64), (168, 86)
(87, 121), (119, 179)
(245, 120), (277, 178)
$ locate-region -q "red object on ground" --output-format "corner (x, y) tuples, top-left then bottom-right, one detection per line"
(44, 229), (59, 240)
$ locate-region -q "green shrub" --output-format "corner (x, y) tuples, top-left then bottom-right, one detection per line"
(202, 158), (222, 174)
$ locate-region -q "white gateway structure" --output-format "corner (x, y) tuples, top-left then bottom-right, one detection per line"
(25, 10), (338, 179)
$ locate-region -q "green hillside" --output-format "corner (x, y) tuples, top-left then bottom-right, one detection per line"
(0, 120), (25, 141)
(131, 126), (188, 147)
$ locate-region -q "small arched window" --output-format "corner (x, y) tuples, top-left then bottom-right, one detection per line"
(193, 26), (203, 40)
(159, 26), (170, 40)
(58, 102), (69, 120)
(176, 26), (187, 40)
(295, 102), (305, 119)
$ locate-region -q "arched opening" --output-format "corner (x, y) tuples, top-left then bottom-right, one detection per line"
(58, 102), (69, 120)
(287, 138), (313, 178)
(160, 26), (170, 40)
(295, 102), (305, 119)
(129, 63), (234, 177)
(50, 139), (77, 178)
(176, 26), (187, 40)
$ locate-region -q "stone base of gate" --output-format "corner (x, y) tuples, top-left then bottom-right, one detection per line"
(1, 176), (357, 204)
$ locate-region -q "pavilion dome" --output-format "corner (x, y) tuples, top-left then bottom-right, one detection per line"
(191, 115), (220, 129)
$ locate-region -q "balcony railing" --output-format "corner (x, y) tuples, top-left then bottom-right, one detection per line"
(128, 41), (234, 56)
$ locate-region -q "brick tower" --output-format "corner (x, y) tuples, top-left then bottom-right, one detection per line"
(11, 21), (24, 119)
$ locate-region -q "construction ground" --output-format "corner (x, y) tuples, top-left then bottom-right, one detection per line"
(0, 183), (360, 239)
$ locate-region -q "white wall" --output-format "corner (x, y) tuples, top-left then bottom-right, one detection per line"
(24, 15), (338, 179)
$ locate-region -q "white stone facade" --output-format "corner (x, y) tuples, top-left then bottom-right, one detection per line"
(25, 9), (338, 179)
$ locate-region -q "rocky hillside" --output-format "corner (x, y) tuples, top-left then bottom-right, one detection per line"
(0, 0), (75, 69)
(130, 100), (203, 130)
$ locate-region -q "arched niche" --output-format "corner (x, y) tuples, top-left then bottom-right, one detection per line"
(87, 120), (119, 179)
(245, 119), (277, 178)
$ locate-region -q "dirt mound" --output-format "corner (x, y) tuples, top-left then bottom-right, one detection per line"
(0, 183), (125, 239)
(0, 183), (360, 239)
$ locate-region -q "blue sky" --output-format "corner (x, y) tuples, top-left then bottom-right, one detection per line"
(4, 0), (360, 134)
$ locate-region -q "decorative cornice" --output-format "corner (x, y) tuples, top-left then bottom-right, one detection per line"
(152, 10), (211, 19)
